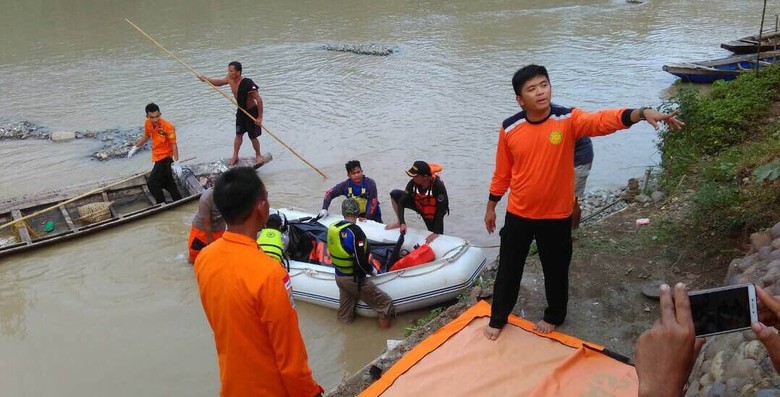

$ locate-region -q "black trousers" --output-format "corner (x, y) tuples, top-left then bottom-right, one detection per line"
(148, 157), (182, 204)
(489, 212), (572, 328)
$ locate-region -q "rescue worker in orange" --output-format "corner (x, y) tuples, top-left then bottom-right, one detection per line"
(194, 167), (323, 397)
(187, 188), (225, 264)
(386, 161), (449, 244)
(328, 198), (394, 327)
(483, 64), (683, 339)
(127, 103), (183, 204)
(199, 61), (265, 167)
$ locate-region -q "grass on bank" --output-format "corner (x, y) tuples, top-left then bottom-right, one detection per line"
(656, 65), (780, 254)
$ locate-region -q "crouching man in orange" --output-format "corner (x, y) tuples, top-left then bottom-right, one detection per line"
(194, 167), (323, 397)
(187, 188), (225, 264)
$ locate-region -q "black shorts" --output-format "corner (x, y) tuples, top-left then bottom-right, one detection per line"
(236, 107), (262, 139)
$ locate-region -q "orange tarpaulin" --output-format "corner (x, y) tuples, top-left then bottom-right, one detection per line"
(360, 300), (638, 397)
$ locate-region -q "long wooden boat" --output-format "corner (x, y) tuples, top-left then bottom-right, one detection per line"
(662, 50), (780, 83)
(721, 30), (780, 54)
(0, 154), (272, 259)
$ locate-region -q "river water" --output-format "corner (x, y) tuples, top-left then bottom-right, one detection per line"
(0, 0), (770, 394)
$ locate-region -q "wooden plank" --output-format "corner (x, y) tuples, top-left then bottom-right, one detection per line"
(59, 206), (76, 231)
(141, 185), (157, 205)
(11, 209), (32, 244)
(102, 192), (120, 218)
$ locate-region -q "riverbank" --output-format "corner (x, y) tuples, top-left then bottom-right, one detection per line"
(327, 178), (707, 396)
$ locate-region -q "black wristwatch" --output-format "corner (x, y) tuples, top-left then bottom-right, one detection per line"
(638, 107), (652, 120)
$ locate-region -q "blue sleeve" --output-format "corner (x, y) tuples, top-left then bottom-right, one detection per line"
(322, 180), (349, 210)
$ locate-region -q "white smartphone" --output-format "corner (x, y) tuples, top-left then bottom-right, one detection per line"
(688, 284), (758, 337)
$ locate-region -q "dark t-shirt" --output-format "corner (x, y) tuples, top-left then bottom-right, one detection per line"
(574, 137), (594, 166)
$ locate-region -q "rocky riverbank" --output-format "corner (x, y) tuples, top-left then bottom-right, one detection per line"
(0, 119), (143, 160)
(326, 175), (687, 396)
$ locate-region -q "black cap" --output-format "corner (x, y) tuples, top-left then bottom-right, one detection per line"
(406, 161), (431, 177)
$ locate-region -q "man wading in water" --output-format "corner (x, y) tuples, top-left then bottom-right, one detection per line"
(483, 64), (683, 339)
(199, 61), (265, 167)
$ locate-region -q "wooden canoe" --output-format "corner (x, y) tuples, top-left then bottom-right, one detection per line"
(662, 50), (780, 84)
(721, 30), (780, 55)
(0, 154), (272, 259)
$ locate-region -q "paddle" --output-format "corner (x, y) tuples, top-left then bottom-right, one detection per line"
(125, 18), (328, 180)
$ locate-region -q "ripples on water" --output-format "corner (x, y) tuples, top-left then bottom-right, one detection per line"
(0, 0), (773, 393)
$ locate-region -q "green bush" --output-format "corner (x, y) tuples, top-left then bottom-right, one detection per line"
(657, 65), (780, 244)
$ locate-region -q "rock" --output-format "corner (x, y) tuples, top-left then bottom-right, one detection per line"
(772, 222), (780, 239)
(771, 249), (780, 261)
(773, 238), (780, 250)
(734, 358), (757, 377)
(709, 351), (725, 379)
(745, 340), (764, 360)
(725, 378), (742, 395)
(50, 130), (76, 141)
(634, 194), (651, 203)
(759, 246), (774, 261)
(707, 382), (726, 397)
(752, 232), (774, 252)
(651, 191), (665, 201)
(756, 389), (780, 397)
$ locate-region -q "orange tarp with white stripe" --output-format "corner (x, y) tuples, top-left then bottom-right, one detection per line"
(360, 300), (638, 397)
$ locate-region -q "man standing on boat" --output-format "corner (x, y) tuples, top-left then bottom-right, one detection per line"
(194, 167), (323, 396)
(483, 64), (683, 339)
(199, 61), (265, 167)
(319, 160), (383, 223)
(127, 103), (183, 204)
(386, 161), (449, 244)
(187, 188), (225, 264)
(327, 198), (394, 327)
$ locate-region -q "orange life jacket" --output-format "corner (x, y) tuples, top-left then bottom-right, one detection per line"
(413, 183), (438, 220)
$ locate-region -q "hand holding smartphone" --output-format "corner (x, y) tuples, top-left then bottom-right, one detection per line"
(688, 284), (758, 337)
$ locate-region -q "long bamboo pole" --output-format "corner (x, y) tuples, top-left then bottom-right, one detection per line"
(0, 156), (196, 231)
(124, 18), (328, 180)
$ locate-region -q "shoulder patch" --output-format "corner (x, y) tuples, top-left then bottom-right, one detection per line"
(502, 110), (527, 132)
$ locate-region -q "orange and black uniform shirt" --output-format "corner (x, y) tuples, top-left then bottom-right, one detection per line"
(194, 231), (323, 397)
(144, 118), (176, 163)
(489, 105), (635, 219)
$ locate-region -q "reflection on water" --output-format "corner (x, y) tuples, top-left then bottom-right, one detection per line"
(0, 0), (774, 394)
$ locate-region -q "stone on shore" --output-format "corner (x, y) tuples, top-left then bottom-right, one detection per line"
(51, 131), (76, 142)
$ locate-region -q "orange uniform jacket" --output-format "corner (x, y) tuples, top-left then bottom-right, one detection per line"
(195, 231), (323, 397)
(144, 118), (177, 162)
(489, 106), (633, 219)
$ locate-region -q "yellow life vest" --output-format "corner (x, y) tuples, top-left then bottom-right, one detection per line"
(347, 185), (368, 214)
(327, 221), (363, 274)
(257, 228), (284, 264)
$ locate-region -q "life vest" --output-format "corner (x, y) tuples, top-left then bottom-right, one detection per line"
(327, 221), (365, 275)
(347, 182), (368, 214)
(257, 228), (284, 264)
(413, 181), (438, 220)
(389, 244), (435, 272)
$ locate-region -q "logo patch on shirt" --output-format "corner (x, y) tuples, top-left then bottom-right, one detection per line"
(549, 130), (563, 145)
(282, 274), (295, 308)
(438, 194), (445, 202)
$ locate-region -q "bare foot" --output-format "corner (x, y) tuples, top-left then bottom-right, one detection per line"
(483, 325), (502, 340)
(227, 156), (239, 166)
(254, 154), (265, 168)
(534, 320), (555, 334)
(385, 222), (400, 230)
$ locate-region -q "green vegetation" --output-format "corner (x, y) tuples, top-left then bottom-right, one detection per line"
(657, 65), (780, 250)
(404, 306), (445, 336)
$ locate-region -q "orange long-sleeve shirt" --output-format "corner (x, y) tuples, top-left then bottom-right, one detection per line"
(195, 231), (323, 397)
(489, 106), (633, 219)
(144, 118), (177, 162)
